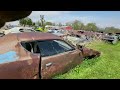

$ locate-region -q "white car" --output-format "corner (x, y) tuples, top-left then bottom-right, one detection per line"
(3, 27), (36, 35)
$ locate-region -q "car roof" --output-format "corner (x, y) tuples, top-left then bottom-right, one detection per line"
(16, 32), (62, 42)
(0, 32), (62, 54)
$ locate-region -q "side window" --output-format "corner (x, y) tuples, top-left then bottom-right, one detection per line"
(21, 40), (75, 57)
(52, 40), (75, 53)
(38, 41), (57, 57)
(21, 42), (33, 52)
(37, 40), (75, 57)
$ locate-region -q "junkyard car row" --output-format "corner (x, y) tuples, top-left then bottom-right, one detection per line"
(1, 27), (120, 79)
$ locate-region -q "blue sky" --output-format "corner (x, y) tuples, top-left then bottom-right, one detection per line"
(6, 11), (120, 28)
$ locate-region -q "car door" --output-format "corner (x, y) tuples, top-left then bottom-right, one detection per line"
(39, 39), (83, 79)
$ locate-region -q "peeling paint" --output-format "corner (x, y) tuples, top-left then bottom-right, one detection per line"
(0, 51), (19, 64)
(27, 59), (33, 65)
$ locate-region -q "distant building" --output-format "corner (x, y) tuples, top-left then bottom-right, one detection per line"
(45, 25), (73, 30)
(45, 25), (59, 30)
(61, 26), (73, 31)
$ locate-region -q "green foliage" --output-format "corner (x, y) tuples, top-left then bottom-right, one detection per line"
(32, 22), (35, 26)
(85, 23), (98, 31)
(66, 20), (120, 32)
(40, 15), (46, 31)
(71, 20), (85, 30)
(66, 22), (72, 26)
(27, 18), (33, 26)
(46, 22), (53, 25)
(36, 21), (41, 26)
(20, 17), (120, 33)
(54, 41), (120, 79)
(52, 23), (56, 26)
(104, 27), (120, 33)
(19, 17), (33, 27)
(66, 20), (97, 31)
(19, 18), (26, 26)
(58, 23), (62, 27)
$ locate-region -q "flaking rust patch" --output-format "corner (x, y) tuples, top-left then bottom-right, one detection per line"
(27, 59), (33, 65)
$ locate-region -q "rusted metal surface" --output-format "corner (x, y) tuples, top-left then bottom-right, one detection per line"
(0, 32), (100, 79)
(0, 32), (62, 79)
(41, 49), (83, 79)
(69, 30), (103, 40)
(17, 32), (62, 42)
(80, 47), (100, 58)
(0, 32), (40, 79)
(41, 46), (100, 79)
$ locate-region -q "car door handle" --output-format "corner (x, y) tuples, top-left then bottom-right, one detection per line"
(46, 62), (53, 67)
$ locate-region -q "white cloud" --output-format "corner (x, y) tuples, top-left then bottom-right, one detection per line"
(28, 11), (72, 22)
(5, 11), (68, 25)
(96, 18), (120, 28)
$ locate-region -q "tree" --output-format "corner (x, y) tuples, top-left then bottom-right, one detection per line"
(85, 23), (98, 31)
(71, 20), (85, 30)
(66, 22), (72, 26)
(97, 27), (105, 33)
(27, 18), (33, 26)
(32, 22), (35, 26)
(36, 21), (41, 26)
(19, 17), (33, 27)
(79, 23), (85, 30)
(40, 15), (46, 31)
(46, 22), (52, 25)
(105, 27), (120, 33)
(19, 18), (26, 26)
(52, 23), (56, 26)
(71, 20), (80, 30)
(58, 23), (62, 27)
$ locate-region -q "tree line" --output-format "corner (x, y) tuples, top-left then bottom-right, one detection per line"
(19, 16), (120, 33)
(66, 20), (98, 31)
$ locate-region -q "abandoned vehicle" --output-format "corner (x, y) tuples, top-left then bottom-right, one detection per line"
(0, 32), (100, 79)
(0, 27), (36, 35)
(102, 34), (118, 44)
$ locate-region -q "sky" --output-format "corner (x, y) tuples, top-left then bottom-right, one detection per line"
(6, 11), (120, 29)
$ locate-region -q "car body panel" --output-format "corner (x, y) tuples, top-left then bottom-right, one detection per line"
(0, 32), (100, 79)
(41, 49), (83, 79)
(0, 33), (40, 79)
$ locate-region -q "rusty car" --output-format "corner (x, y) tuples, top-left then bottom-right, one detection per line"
(0, 32), (100, 79)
